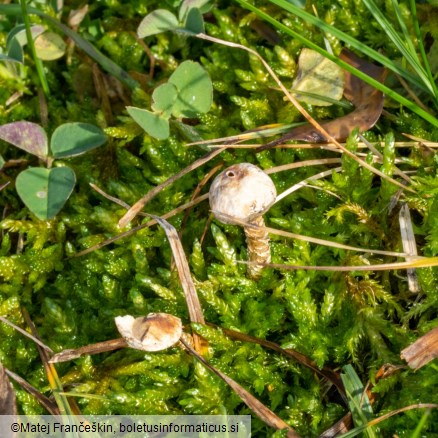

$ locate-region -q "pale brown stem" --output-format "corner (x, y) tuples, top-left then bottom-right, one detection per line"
(244, 216), (270, 279)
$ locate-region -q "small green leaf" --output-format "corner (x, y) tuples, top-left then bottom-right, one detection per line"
(0, 52), (22, 63)
(5, 25), (46, 64)
(179, 0), (212, 21)
(126, 106), (170, 140)
(184, 8), (204, 34)
(0, 121), (48, 158)
(168, 61), (213, 118)
(0, 155), (5, 169)
(7, 38), (24, 63)
(34, 32), (66, 61)
(50, 123), (107, 158)
(151, 82), (178, 116)
(292, 48), (344, 106)
(16, 167), (76, 220)
(6, 25), (45, 49)
(137, 10), (179, 38)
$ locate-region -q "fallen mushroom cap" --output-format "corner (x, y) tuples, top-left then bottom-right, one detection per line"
(115, 313), (183, 352)
(209, 163), (277, 225)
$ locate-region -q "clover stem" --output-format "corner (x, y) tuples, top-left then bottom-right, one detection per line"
(20, 0), (50, 96)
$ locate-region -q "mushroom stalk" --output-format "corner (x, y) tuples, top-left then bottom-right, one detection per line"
(244, 215), (271, 279)
(209, 163), (276, 279)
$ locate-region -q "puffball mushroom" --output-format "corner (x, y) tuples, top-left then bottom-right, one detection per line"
(209, 163), (277, 279)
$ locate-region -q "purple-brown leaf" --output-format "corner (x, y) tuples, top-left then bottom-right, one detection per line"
(0, 121), (48, 159)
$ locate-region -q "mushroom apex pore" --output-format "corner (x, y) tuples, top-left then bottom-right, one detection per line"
(209, 162), (277, 225)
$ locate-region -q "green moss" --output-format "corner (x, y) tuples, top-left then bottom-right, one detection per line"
(0, 0), (438, 435)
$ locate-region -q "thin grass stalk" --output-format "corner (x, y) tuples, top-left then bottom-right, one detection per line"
(256, 256), (438, 271)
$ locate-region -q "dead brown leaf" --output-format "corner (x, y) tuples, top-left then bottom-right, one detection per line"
(257, 49), (386, 150)
(401, 327), (438, 370)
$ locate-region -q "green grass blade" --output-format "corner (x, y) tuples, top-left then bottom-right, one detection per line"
(264, 0), (428, 93)
(409, 0), (438, 103)
(236, 0), (438, 128)
(341, 365), (376, 438)
(0, 4), (139, 90)
(362, 0), (431, 94)
(390, 0), (423, 66)
(411, 409), (431, 438)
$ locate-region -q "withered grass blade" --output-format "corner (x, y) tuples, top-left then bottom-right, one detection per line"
(323, 404), (438, 437)
(401, 327), (438, 370)
(49, 339), (128, 363)
(5, 368), (58, 415)
(22, 309), (78, 415)
(147, 215), (205, 353)
(73, 193), (208, 258)
(0, 316), (53, 354)
(222, 213), (409, 257)
(186, 123), (292, 146)
(180, 337), (301, 438)
(265, 158), (342, 174)
(0, 363), (17, 416)
(318, 412), (353, 437)
(365, 404), (438, 431)
(179, 163), (223, 240)
(275, 168), (343, 204)
(399, 203), (420, 293)
(215, 325), (346, 399)
(257, 256), (438, 272)
(118, 148), (225, 228)
(0, 181), (10, 191)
